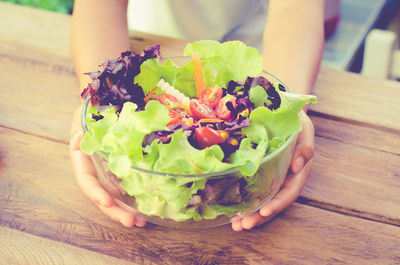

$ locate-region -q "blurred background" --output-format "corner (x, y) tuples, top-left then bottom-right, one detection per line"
(1, 0), (73, 14)
(2, 0), (400, 80)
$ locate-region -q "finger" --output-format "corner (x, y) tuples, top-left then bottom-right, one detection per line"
(134, 216), (147, 227)
(99, 203), (135, 228)
(70, 149), (113, 208)
(69, 130), (84, 151)
(291, 114), (314, 173)
(231, 220), (244, 232)
(241, 212), (273, 230)
(260, 161), (312, 217)
(114, 200), (147, 227)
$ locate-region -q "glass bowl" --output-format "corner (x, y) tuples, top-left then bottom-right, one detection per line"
(81, 70), (298, 229)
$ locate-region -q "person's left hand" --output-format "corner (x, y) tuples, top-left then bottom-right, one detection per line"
(69, 105), (147, 228)
(231, 111), (314, 231)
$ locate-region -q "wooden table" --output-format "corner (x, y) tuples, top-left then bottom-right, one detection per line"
(1, 3), (399, 264)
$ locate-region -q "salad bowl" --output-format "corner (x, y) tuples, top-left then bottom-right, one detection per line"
(80, 41), (315, 229)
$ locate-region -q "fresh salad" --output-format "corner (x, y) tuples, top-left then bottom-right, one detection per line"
(80, 40), (317, 222)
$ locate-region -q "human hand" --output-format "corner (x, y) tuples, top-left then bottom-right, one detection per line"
(231, 111), (314, 231)
(69, 105), (147, 228)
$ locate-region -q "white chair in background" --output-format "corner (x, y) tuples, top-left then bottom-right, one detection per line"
(361, 29), (400, 80)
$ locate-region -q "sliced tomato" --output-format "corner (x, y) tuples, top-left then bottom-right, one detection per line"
(156, 94), (180, 109)
(167, 119), (184, 126)
(168, 110), (181, 119)
(189, 99), (216, 120)
(167, 110), (184, 126)
(194, 127), (224, 149)
(215, 95), (236, 120)
(199, 86), (223, 108)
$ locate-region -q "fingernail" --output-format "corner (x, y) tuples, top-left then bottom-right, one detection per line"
(232, 221), (243, 232)
(260, 208), (271, 217)
(135, 218), (147, 227)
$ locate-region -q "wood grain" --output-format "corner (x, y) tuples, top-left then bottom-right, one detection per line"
(0, 2), (188, 60)
(311, 115), (400, 155)
(311, 67), (400, 131)
(1, 127), (400, 264)
(1, 177), (400, 265)
(302, 134), (400, 225)
(0, 2), (72, 60)
(0, 226), (136, 265)
(0, 47), (79, 143)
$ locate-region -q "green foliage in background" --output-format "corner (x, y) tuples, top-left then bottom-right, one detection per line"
(2, 0), (74, 14)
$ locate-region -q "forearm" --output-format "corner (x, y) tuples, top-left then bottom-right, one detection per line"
(263, 0), (324, 95)
(71, 0), (131, 90)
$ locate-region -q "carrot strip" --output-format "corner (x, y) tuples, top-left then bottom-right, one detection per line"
(192, 53), (205, 97)
(197, 118), (223, 124)
(144, 86), (158, 102)
(185, 156), (203, 174)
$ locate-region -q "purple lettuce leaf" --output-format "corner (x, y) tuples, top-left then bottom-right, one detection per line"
(81, 45), (161, 110)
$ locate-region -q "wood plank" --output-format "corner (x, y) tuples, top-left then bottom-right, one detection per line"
(1, 178), (400, 265)
(0, 2), (72, 60)
(311, 115), (400, 155)
(0, 226), (136, 265)
(310, 67), (400, 131)
(0, 47), (79, 143)
(301, 134), (400, 226)
(1, 127), (400, 264)
(0, 2), (188, 60)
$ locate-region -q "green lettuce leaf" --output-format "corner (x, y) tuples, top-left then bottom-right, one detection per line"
(101, 101), (169, 161)
(249, 85), (270, 107)
(172, 60), (198, 98)
(134, 58), (178, 95)
(247, 83), (317, 142)
(115, 161), (207, 221)
(80, 106), (118, 154)
(183, 40), (221, 58)
(184, 40), (263, 86)
(150, 129), (234, 174)
(136, 58), (197, 98)
(230, 138), (269, 177)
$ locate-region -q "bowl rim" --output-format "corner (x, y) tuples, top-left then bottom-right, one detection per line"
(81, 69), (298, 178)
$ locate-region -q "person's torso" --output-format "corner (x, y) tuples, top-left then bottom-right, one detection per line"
(128, 0), (269, 51)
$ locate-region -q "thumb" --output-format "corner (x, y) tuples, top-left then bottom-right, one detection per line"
(69, 130), (84, 151)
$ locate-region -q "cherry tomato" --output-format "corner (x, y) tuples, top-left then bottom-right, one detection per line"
(190, 99), (216, 119)
(215, 95), (236, 120)
(199, 86), (223, 108)
(194, 127), (224, 149)
(156, 94), (180, 109)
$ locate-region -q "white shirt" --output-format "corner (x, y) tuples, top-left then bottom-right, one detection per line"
(127, 0), (269, 51)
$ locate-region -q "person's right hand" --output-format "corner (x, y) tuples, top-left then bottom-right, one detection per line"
(69, 105), (147, 228)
